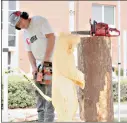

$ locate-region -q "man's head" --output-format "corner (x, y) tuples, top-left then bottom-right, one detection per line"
(9, 11), (30, 30)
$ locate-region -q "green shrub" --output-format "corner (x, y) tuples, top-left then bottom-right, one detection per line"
(112, 82), (127, 102)
(116, 68), (124, 76)
(2, 75), (36, 109)
(8, 80), (36, 108)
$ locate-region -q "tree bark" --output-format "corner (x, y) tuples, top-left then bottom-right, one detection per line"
(77, 36), (114, 122)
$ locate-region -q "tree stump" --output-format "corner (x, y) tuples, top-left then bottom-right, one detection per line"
(77, 36), (114, 122)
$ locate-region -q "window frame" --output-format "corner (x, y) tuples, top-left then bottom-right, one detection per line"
(92, 4), (116, 28)
(8, 3), (17, 47)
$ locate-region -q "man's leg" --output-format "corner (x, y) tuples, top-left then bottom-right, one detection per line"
(35, 83), (46, 122)
(44, 84), (55, 122)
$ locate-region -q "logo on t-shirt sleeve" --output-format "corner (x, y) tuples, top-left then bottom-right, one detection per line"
(26, 38), (31, 45)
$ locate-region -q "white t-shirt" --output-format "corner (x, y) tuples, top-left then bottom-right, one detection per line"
(23, 16), (55, 63)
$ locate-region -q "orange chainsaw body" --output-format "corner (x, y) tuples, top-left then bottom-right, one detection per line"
(35, 62), (52, 85)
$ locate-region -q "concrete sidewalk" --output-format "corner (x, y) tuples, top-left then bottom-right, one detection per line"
(2, 103), (127, 122)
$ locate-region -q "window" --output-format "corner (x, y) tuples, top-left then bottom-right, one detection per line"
(92, 4), (115, 26)
(92, 5), (102, 22)
(8, 1), (16, 47)
(104, 6), (114, 25)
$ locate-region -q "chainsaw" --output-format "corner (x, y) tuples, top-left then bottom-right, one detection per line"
(34, 61), (52, 84)
(71, 19), (120, 37)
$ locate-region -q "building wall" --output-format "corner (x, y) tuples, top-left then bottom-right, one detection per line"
(18, 1), (127, 73)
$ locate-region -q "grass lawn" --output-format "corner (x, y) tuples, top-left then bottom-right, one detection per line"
(120, 79), (127, 84)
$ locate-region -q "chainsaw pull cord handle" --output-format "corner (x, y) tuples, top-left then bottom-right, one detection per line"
(37, 61), (52, 74)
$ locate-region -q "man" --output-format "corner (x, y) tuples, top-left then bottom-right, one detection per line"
(9, 11), (55, 122)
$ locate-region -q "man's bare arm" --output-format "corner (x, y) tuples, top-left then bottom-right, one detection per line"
(27, 51), (36, 69)
(43, 33), (55, 62)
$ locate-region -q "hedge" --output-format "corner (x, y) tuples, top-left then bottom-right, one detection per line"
(113, 82), (127, 102)
(2, 75), (36, 109)
(115, 68), (124, 76)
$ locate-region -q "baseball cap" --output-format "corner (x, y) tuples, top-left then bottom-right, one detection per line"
(9, 11), (21, 27)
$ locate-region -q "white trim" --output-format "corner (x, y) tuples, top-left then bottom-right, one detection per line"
(8, 34), (16, 36)
(110, 5), (116, 58)
(69, 1), (78, 67)
(76, 1), (79, 31)
(14, 1), (19, 68)
(69, 1), (75, 31)
(8, 47), (16, 51)
(2, 9), (17, 11)
(2, 2), (9, 122)
(2, 1), (9, 64)
(2, 9), (16, 11)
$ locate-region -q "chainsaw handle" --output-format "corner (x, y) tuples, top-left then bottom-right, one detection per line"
(109, 28), (120, 36)
(109, 28), (120, 32)
(43, 61), (52, 67)
(37, 62), (52, 72)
